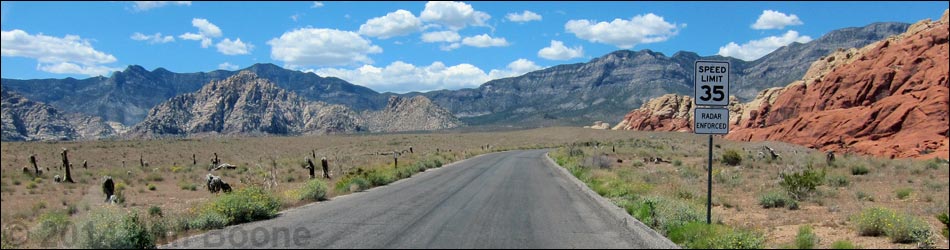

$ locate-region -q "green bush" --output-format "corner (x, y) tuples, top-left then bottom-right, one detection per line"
(854, 207), (893, 237)
(826, 175), (850, 187)
(758, 190), (798, 210)
(895, 188), (912, 200)
(780, 167), (825, 200)
(855, 191), (874, 202)
(830, 240), (860, 249)
(722, 149), (742, 166)
(189, 211), (228, 230)
(884, 213), (931, 244)
(76, 207), (154, 249)
(148, 206), (163, 217)
(200, 187), (281, 225)
(628, 196), (704, 235)
(795, 225), (819, 249)
(853, 207), (932, 243)
(851, 165), (869, 175)
(32, 211), (71, 246)
(365, 169), (395, 186)
(939, 212), (949, 238)
(299, 179), (328, 202)
(667, 222), (765, 249)
(147, 183), (157, 191)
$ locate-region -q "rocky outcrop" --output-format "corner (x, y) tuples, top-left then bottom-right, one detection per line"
(362, 96), (461, 133)
(130, 72), (461, 138)
(614, 11), (949, 159)
(584, 121), (611, 130)
(728, 11), (949, 159)
(1, 89), (116, 141)
(130, 71), (365, 138)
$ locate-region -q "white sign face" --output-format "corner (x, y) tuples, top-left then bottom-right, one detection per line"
(694, 108), (729, 134)
(694, 61), (730, 106)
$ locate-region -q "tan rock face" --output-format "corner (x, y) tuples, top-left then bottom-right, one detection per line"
(361, 96), (462, 133)
(728, 12), (949, 159)
(614, 11), (950, 159)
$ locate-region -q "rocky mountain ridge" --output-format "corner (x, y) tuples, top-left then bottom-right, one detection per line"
(612, 11), (949, 159)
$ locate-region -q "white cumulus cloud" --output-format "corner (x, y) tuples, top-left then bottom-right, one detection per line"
(752, 10), (803, 30)
(312, 58), (544, 93)
(268, 28), (382, 67)
(1, 29), (119, 76)
(487, 58), (543, 79)
(131, 1), (190, 12)
(565, 13), (681, 49)
(216, 38), (252, 55)
(440, 43), (461, 51)
(506, 10), (542, 22)
(537, 40), (583, 60)
(421, 30), (461, 43)
(420, 1), (490, 30)
(179, 18), (222, 48)
(461, 34), (509, 48)
(130, 32), (175, 44)
(359, 9), (422, 39)
(717, 30), (812, 61)
(218, 62), (239, 70)
(311, 2), (324, 8)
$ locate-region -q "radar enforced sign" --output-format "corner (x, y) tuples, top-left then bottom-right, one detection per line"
(694, 108), (729, 134)
(694, 61), (730, 107)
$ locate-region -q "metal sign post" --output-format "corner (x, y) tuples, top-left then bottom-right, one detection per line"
(694, 60), (730, 225)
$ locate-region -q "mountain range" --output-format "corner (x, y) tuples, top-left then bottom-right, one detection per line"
(0, 21), (911, 141)
(613, 11), (949, 159)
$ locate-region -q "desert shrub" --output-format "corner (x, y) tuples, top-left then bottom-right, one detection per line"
(147, 183), (157, 191)
(365, 169), (394, 186)
(851, 165), (869, 175)
(299, 179), (328, 202)
(76, 207), (154, 249)
(145, 173), (164, 182)
(780, 167), (825, 200)
(855, 191), (874, 202)
(795, 225), (819, 249)
(32, 211), (71, 246)
(336, 176), (371, 193)
(672, 159), (683, 167)
(189, 211), (228, 230)
(148, 206), (163, 217)
(199, 187), (280, 225)
(854, 207), (932, 243)
(722, 149), (742, 166)
(667, 222), (765, 249)
(26, 181), (37, 189)
(854, 207), (893, 237)
(628, 196), (704, 235)
(830, 240), (860, 249)
(925, 159), (942, 170)
(884, 213), (931, 244)
(826, 175), (850, 187)
(758, 190), (798, 210)
(895, 188), (912, 200)
(938, 212), (949, 239)
(179, 182), (197, 191)
(114, 182), (127, 204)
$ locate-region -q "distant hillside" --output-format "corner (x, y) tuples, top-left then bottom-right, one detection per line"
(413, 22), (910, 127)
(1, 89), (115, 141)
(2, 63), (385, 126)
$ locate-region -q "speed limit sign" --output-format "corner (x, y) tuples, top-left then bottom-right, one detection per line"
(694, 61), (729, 106)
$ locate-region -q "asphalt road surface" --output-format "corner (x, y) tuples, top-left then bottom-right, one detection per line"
(165, 149), (677, 249)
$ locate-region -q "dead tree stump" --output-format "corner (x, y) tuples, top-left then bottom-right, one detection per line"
(321, 157), (330, 179)
(305, 157), (316, 179)
(29, 154), (40, 175)
(61, 148), (74, 183)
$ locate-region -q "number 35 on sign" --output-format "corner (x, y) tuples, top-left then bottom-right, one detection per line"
(694, 61), (730, 106)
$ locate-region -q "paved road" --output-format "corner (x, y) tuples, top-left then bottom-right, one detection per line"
(165, 149), (676, 249)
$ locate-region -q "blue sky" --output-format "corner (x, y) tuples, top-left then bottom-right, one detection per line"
(1, 1), (945, 93)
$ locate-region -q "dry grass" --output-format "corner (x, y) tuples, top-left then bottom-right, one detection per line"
(550, 134), (950, 249)
(0, 127), (656, 248)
